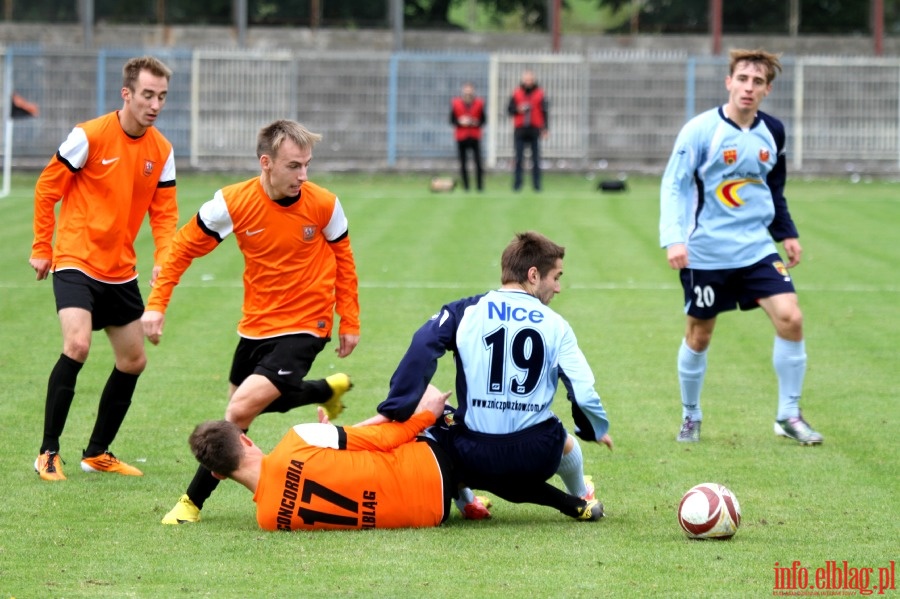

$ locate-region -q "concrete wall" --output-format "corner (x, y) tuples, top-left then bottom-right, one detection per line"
(1, 23), (897, 57)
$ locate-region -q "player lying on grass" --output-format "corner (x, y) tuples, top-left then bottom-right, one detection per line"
(189, 385), (487, 531)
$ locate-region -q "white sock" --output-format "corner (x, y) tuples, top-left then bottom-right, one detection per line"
(556, 437), (587, 497)
(678, 338), (707, 421)
(774, 337), (806, 421)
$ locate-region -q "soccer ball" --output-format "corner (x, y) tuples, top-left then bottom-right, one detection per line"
(677, 483), (741, 539)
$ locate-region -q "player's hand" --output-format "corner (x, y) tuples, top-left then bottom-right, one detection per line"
(354, 413), (390, 427)
(29, 258), (51, 281)
(782, 238), (802, 268)
(317, 406), (330, 425)
(141, 310), (166, 345)
(415, 384), (452, 420)
(335, 334), (359, 358)
(666, 244), (689, 270)
(597, 434), (613, 451)
(149, 265), (162, 287)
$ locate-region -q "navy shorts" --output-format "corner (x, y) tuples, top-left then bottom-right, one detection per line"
(229, 334), (328, 396)
(52, 269), (144, 331)
(680, 253), (796, 320)
(445, 416), (567, 490)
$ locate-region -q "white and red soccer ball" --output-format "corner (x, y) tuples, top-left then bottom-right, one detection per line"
(678, 483), (742, 539)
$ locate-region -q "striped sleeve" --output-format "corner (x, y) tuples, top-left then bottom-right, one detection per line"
(30, 128), (88, 259)
(149, 148), (179, 267)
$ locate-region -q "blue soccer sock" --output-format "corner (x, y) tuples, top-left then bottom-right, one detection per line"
(773, 336), (807, 421)
(556, 436), (588, 497)
(454, 486), (476, 513)
(678, 338), (707, 421)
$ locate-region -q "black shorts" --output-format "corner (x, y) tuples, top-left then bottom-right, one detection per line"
(52, 269), (144, 331)
(229, 334), (328, 396)
(446, 416), (567, 490)
(680, 253), (797, 320)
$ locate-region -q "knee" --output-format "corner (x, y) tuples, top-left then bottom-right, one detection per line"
(120, 355), (147, 375)
(116, 349), (147, 375)
(224, 398), (256, 430)
(775, 309), (804, 340)
(685, 330), (712, 352)
(63, 339), (91, 363)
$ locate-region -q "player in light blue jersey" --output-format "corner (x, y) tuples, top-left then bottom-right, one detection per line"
(659, 48), (822, 446)
(373, 231), (612, 522)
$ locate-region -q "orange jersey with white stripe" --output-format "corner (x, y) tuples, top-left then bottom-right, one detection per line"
(254, 411), (445, 531)
(31, 111), (178, 282)
(147, 177), (360, 339)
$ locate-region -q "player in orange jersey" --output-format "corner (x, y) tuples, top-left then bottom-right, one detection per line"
(29, 56), (178, 481)
(142, 119), (361, 524)
(189, 385), (456, 531)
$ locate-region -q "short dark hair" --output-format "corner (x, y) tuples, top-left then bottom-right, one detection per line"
(189, 420), (244, 476)
(122, 56), (172, 90)
(500, 231), (565, 285)
(257, 119), (322, 159)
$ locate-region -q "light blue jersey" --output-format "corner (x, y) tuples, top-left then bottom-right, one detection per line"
(659, 106), (798, 270)
(379, 288), (609, 439)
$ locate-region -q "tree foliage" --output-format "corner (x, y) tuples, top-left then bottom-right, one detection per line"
(2, 0), (886, 33)
(598, 0), (873, 34)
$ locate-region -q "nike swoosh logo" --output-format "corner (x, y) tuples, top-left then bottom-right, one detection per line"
(277, 369), (293, 375)
(101, 157), (119, 165)
(246, 229), (265, 236)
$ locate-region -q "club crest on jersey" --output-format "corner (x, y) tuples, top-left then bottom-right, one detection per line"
(142, 160), (155, 176)
(303, 225), (317, 241)
(759, 148), (770, 162)
(715, 177), (762, 208)
(772, 260), (791, 280)
(723, 149), (737, 165)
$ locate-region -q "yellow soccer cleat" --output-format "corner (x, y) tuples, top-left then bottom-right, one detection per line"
(321, 373), (352, 421)
(161, 494), (201, 525)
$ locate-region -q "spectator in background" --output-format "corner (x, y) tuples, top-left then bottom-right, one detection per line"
(450, 82), (485, 192)
(508, 69), (548, 192)
(29, 55), (178, 481)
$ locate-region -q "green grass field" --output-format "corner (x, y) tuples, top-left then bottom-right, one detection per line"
(0, 170), (897, 598)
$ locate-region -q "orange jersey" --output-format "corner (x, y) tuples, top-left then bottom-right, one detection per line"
(31, 111), (178, 282)
(255, 411), (445, 531)
(146, 177), (360, 339)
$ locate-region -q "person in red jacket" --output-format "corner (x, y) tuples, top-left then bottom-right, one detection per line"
(449, 82), (485, 191)
(29, 56), (178, 481)
(507, 69), (548, 192)
(188, 385), (457, 531)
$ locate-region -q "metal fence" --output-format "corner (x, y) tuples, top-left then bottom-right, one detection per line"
(3, 46), (900, 174)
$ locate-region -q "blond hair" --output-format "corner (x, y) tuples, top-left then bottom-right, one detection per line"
(257, 120), (323, 159)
